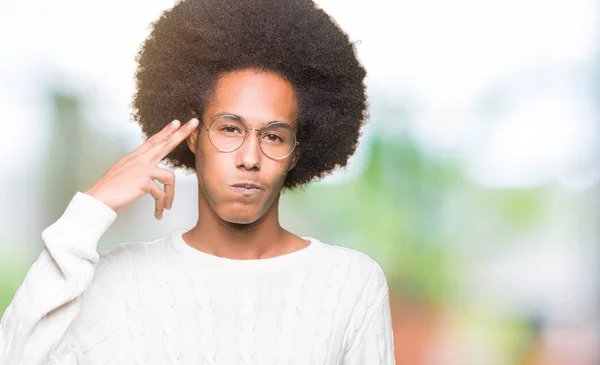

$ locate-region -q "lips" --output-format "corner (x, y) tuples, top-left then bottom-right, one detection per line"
(231, 183), (261, 189)
(230, 182), (263, 195)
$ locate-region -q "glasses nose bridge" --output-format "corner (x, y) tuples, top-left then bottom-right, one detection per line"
(239, 126), (263, 154)
(243, 126), (264, 142)
(245, 126), (261, 134)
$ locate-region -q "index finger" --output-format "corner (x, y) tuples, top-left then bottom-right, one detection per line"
(149, 118), (199, 162)
(131, 119), (182, 157)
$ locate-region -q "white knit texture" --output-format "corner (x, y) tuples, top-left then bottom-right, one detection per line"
(0, 192), (395, 365)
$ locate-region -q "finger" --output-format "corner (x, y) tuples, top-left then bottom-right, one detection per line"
(150, 167), (176, 210)
(147, 181), (167, 219)
(132, 119), (182, 158)
(164, 180), (175, 210)
(149, 118), (199, 162)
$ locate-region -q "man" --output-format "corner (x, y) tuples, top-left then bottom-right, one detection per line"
(0, 0), (395, 364)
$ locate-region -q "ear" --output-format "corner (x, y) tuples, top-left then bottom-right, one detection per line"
(185, 130), (198, 155)
(288, 145), (301, 171)
(186, 109), (201, 155)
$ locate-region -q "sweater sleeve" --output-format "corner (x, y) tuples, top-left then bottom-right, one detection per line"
(0, 192), (117, 365)
(342, 260), (396, 365)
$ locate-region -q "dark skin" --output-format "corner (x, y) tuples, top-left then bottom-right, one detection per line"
(182, 69), (310, 260)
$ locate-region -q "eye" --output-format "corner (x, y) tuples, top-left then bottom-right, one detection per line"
(219, 124), (243, 135)
(263, 133), (284, 143)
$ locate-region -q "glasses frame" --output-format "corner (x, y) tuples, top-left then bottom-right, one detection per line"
(201, 113), (300, 160)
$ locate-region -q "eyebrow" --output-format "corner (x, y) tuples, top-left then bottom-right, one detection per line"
(213, 112), (293, 128)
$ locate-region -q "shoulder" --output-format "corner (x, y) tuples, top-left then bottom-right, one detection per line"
(93, 231), (174, 278)
(311, 237), (390, 299)
(75, 231), (174, 311)
(71, 234), (173, 346)
(311, 239), (394, 351)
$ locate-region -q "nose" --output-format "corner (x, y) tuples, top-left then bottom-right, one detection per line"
(236, 129), (261, 170)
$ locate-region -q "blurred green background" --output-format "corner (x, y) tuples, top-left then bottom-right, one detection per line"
(1, 0), (599, 364)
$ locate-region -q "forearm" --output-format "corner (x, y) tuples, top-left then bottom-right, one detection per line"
(0, 192), (116, 364)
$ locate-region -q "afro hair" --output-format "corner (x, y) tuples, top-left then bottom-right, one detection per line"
(132, 0), (368, 189)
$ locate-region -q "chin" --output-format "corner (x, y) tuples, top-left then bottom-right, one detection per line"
(217, 204), (264, 225)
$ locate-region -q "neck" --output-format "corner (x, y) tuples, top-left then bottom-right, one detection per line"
(183, 187), (293, 260)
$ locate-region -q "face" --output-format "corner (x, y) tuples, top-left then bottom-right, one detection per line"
(186, 69), (300, 224)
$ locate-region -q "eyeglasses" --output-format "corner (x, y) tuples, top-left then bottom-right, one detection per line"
(202, 114), (299, 160)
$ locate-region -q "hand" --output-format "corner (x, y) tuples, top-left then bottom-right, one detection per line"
(85, 118), (199, 219)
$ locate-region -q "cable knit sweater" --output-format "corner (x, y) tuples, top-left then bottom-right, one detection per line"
(0, 192), (395, 365)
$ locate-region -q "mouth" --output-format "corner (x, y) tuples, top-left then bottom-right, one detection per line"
(230, 183), (263, 195)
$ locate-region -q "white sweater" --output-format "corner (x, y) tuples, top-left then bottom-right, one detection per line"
(0, 192), (395, 365)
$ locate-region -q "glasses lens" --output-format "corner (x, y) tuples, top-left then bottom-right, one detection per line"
(208, 116), (246, 152)
(260, 123), (296, 159)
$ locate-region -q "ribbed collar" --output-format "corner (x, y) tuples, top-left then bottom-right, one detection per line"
(168, 228), (323, 272)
